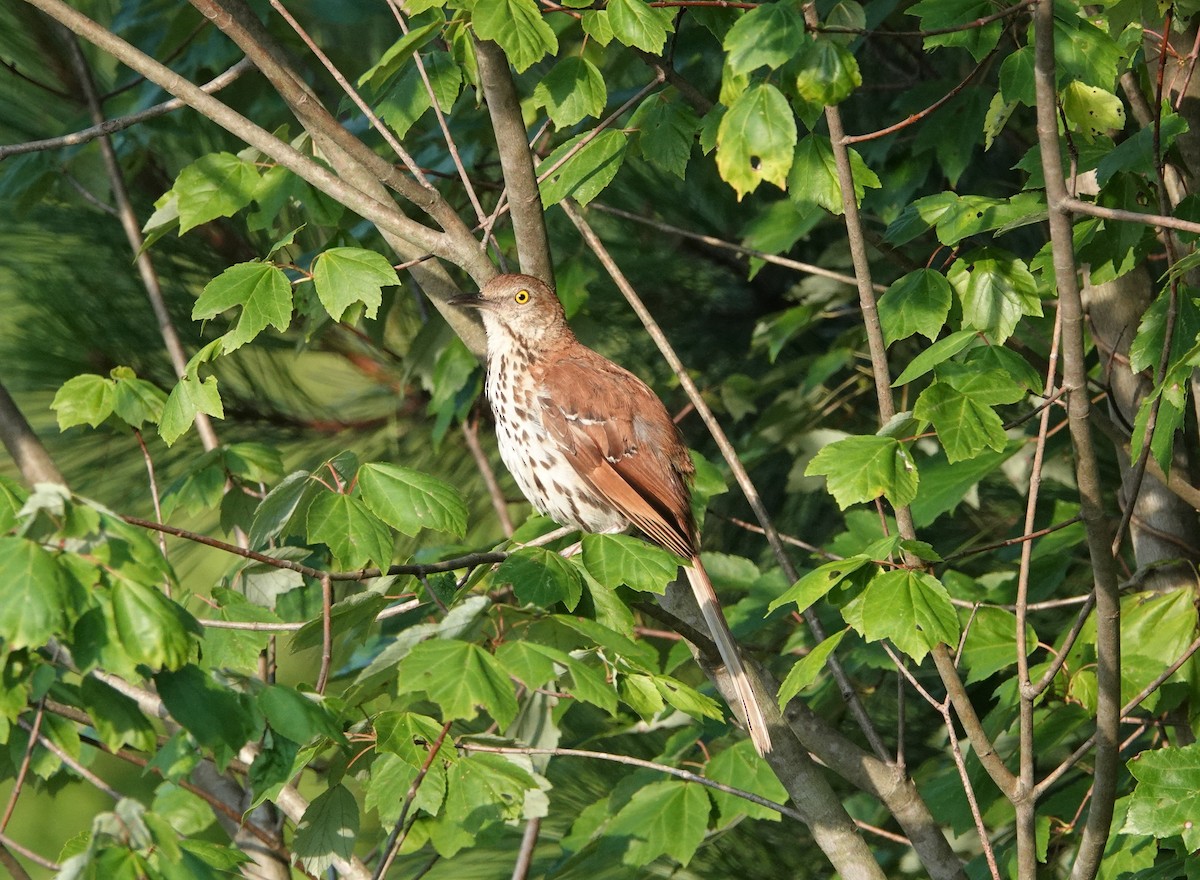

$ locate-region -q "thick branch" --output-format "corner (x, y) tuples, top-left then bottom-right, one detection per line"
(0, 382), (64, 486)
(475, 39), (554, 284)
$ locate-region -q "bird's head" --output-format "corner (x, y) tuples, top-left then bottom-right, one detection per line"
(451, 274), (572, 350)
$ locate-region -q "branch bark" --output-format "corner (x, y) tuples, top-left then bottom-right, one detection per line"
(474, 38), (554, 284)
(1032, 2), (1122, 878)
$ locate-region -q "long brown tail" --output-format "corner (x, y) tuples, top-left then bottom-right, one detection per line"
(685, 557), (772, 756)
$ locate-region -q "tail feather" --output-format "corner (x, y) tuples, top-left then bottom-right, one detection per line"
(685, 558), (772, 756)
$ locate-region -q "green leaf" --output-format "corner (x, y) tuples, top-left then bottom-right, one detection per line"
(767, 556), (872, 614)
(79, 677), (157, 753)
(1000, 46), (1035, 106)
(607, 0), (674, 53)
(787, 135), (879, 214)
(374, 711), (448, 765)
(376, 63), (433, 138)
(608, 780), (710, 866)
(533, 56), (607, 128)
(472, 0), (558, 72)
(523, 643), (618, 713)
(1130, 289), (1200, 374)
(397, 639), (518, 727)
(248, 471), (312, 548)
(357, 462), (467, 537)
(358, 22), (443, 89)
(843, 570), (959, 663)
(885, 191), (959, 245)
(892, 329), (978, 386)
(311, 247), (396, 322)
(112, 375), (167, 428)
(914, 366), (1025, 463)
(111, 577), (199, 669)
(629, 92), (701, 179)
(716, 83), (796, 200)
(909, 443), (1019, 527)
(794, 38), (861, 106)
(580, 9), (614, 46)
(538, 130), (627, 207)
(173, 152), (260, 234)
(52, 374), (115, 430)
(777, 628), (848, 709)
(0, 537), (76, 648)
(192, 262), (293, 351)
(1125, 742), (1200, 852)
(423, 51), (463, 113)
(806, 435), (919, 509)
(580, 533), (682, 594)
(960, 607), (1036, 685)
(949, 248), (1042, 343)
(306, 491), (393, 572)
(933, 192), (1047, 245)
(443, 753), (538, 834)
(705, 740), (788, 823)
(258, 686), (344, 744)
(878, 269), (954, 345)
(1061, 81), (1126, 140)
(908, 0), (1002, 61)
(160, 375), (224, 447)
(494, 547), (584, 610)
(365, 753), (445, 823)
(155, 665), (259, 767)
(294, 784), (359, 875)
(723, 3), (805, 75)
(496, 640), (559, 690)
(652, 674), (722, 721)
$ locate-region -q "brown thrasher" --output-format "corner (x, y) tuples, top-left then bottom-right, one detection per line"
(453, 273), (771, 755)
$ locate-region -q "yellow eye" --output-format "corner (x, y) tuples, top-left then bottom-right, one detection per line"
(514, 289), (530, 304)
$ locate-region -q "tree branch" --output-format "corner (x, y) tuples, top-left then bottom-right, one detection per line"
(0, 57), (253, 159)
(1032, 2), (1122, 877)
(474, 38), (554, 283)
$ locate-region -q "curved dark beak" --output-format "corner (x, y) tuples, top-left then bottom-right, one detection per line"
(449, 293), (486, 309)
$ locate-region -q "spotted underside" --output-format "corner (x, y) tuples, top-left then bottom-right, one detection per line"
(485, 337), (697, 559)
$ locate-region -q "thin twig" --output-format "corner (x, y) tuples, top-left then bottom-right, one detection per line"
(1060, 195), (1200, 235)
(462, 416), (514, 536)
(843, 45), (1001, 145)
(941, 516), (1081, 563)
(0, 834), (56, 873)
(315, 575), (334, 693)
(121, 513), (506, 579)
(19, 719), (120, 800)
(510, 816), (541, 880)
(942, 704), (1002, 880)
(0, 700), (45, 832)
(374, 723), (453, 880)
(458, 743), (806, 821)
(0, 58), (253, 159)
(590, 203), (881, 292)
(268, 0), (434, 192)
(1036, 633), (1200, 797)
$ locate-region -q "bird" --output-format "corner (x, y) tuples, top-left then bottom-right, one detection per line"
(452, 273), (771, 756)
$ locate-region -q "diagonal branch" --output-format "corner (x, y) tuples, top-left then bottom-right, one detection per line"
(474, 38), (554, 283)
(0, 56), (253, 159)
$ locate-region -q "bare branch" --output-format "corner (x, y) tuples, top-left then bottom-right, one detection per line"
(0, 57), (253, 159)
(474, 38), (554, 283)
(1032, 1), (1122, 876)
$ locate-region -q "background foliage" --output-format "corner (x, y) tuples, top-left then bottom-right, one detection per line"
(1, 0), (1200, 878)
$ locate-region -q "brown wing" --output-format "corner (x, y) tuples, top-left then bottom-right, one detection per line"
(534, 348), (697, 558)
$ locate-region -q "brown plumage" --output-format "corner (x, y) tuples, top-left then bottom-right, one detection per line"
(452, 273), (771, 755)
